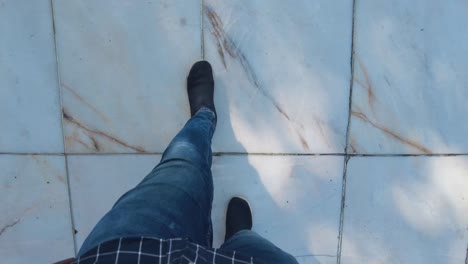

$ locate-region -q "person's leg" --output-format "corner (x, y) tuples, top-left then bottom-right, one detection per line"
(78, 61), (217, 256)
(221, 197), (298, 263)
(220, 230), (299, 264)
(77, 109), (216, 256)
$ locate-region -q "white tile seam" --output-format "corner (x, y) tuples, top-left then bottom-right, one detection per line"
(294, 254), (336, 258)
(200, 0), (205, 60)
(49, 0), (78, 255)
(1, 152), (468, 157)
(336, 156), (350, 264)
(337, 0), (358, 262)
(465, 241), (468, 264)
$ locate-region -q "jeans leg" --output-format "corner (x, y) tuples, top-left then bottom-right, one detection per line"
(77, 109), (216, 256)
(220, 230), (299, 264)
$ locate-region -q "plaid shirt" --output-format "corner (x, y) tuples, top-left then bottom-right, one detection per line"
(72, 237), (255, 264)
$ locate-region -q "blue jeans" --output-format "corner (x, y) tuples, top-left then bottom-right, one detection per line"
(78, 108), (298, 264)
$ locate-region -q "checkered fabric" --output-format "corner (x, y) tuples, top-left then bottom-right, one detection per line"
(74, 237), (255, 264)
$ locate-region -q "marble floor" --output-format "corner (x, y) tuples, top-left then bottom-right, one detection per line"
(1, 0), (467, 263)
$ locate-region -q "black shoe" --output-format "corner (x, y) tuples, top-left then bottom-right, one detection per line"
(225, 197), (253, 242)
(187, 61), (216, 116)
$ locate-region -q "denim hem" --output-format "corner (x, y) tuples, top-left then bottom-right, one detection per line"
(196, 107), (216, 118)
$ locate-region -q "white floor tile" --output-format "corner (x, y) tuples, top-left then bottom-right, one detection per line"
(0, 155), (74, 263)
(348, 0), (468, 154)
(211, 156), (344, 256)
(0, 0), (63, 153)
(67, 154), (160, 247)
(204, 0), (353, 154)
(296, 255), (337, 264)
(68, 155), (343, 257)
(53, 0), (201, 153)
(341, 156), (468, 264)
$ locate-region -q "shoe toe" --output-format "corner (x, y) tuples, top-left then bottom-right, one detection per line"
(188, 60), (213, 79)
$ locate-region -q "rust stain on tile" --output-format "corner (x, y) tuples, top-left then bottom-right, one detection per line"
(205, 5), (293, 121)
(348, 137), (359, 153)
(66, 134), (95, 151)
(349, 143), (357, 153)
(89, 136), (100, 151)
(63, 108), (148, 153)
(351, 111), (432, 154)
(204, 5), (260, 88)
(65, 130), (98, 151)
(204, 5), (317, 151)
(31, 156), (66, 184)
(355, 55), (378, 115)
(297, 130), (310, 151)
(0, 219), (21, 236)
(273, 102), (291, 121)
(314, 118), (331, 147)
(62, 83), (109, 122)
(205, 6), (227, 68)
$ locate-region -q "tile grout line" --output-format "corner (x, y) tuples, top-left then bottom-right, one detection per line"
(49, 0), (78, 255)
(1, 152), (468, 156)
(64, 152), (78, 254)
(336, 156), (350, 264)
(465, 241), (468, 264)
(337, 0), (358, 262)
(294, 254), (336, 258)
(200, 0), (205, 60)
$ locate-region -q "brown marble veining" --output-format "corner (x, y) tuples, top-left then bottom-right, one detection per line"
(63, 108), (149, 153)
(205, 5), (312, 150)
